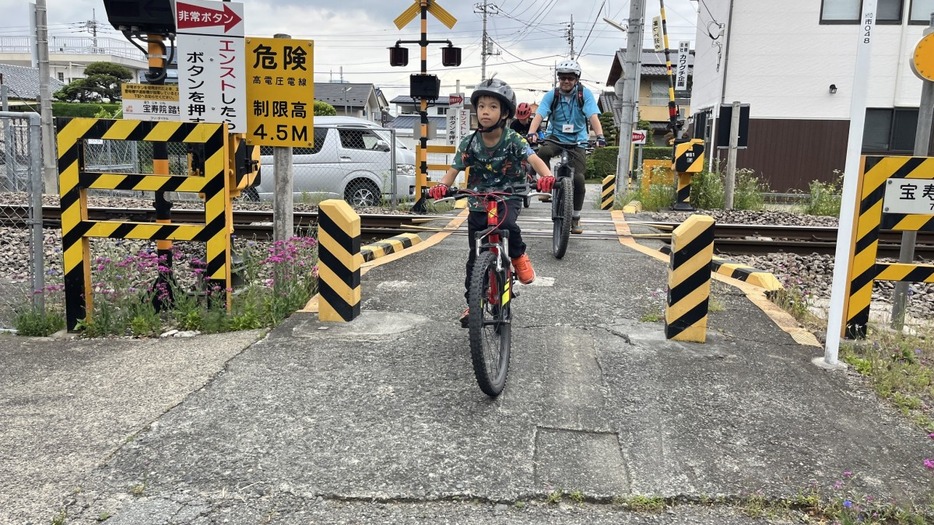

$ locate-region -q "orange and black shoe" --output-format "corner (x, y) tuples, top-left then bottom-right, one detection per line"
(511, 253), (536, 284)
(459, 307), (470, 328)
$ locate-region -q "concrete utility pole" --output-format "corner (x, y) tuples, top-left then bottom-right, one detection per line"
(273, 33), (294, 242)
(568, 16), (575, 59)
(35, 0), (57, 194)
(724, 100), (741, 209)
(891, 13), (934, 330)
(613, 0), (645, 191)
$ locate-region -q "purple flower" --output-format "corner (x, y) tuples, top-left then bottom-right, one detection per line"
(843, 499), (852, 509)
(928, 433), (934, 440)
(842, 470), (853, 478)
(924, 458), (934, 470)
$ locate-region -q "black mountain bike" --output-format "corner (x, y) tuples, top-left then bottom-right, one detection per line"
(434, 187), (532, 397)
(541, 138), (577, 259)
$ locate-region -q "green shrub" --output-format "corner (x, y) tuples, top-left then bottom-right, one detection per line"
(803, 173), (842, 216)
(589, 146), (618, 179)
(732, 168), (769, 210)
(641, 146), (673, 160)
(52, 102), (121, 118)
(691, 170), (725, 209)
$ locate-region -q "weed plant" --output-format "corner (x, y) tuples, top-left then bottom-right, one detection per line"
(15, 236), (318, 337)
(803, 171), (842, 216)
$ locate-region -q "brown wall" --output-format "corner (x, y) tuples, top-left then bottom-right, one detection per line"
(711, 119), (849, 192)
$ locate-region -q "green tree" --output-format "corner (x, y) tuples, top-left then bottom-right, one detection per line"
(598, 111), (617, 145)
(54, 62), (134, 103)
(314, 101), (336, 116)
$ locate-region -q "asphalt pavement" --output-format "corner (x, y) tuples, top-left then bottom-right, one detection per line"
(2, 185), (933, 524)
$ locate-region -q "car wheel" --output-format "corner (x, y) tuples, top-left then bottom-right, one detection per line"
(345, 180), (381, 207)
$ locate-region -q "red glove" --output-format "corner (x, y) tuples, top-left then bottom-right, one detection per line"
(428, 184), (449, 200)
(537, 176), (555, 193)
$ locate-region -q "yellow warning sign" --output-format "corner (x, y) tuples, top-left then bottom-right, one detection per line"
(912, 33), (934, 82)
(245, 37), (315, 147)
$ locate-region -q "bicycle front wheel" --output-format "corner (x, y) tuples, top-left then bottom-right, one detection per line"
(552, 177), (573, 259)
(467, 250), (512, 397)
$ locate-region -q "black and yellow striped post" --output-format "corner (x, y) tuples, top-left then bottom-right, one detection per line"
(844, 155), (934, 337)
(672, 138), (705, 211)
(665, 214), (715, 342)
(601, 174), (616, 210)
(56, 118), (231, 331)
(317, 199), (362, 322)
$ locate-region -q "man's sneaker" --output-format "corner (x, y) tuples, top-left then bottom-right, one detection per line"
(512, 253), (536, 284)
(571, 219), (583, 234)
(459, 307), (470, 328)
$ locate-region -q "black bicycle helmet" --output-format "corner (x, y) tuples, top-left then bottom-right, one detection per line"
(470, 77), (517, 120)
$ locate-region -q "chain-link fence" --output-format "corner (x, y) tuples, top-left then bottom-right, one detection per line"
(0, 111), (44, 328)
(256, 126), (415, 209)
(83, 140), (196, 200)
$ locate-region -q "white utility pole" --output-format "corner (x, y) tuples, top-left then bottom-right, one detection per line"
(823, 0), (878, 367)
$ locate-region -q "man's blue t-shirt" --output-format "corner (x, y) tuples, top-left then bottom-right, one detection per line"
(536, 85), (600, 144)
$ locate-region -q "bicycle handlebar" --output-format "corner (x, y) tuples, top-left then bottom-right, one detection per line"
(432, 186), (549, 203)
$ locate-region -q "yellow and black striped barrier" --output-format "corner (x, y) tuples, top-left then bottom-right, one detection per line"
(362, 233), (421, 262)
(844, 155), (934, 337)
(672, 139), (705, 211)
(317, 199), (362, 322)
(56, 118), (231, 331)
(665, 214), (714, 342)
(601, 174), (616, 210)
(659, 245), (782, 292)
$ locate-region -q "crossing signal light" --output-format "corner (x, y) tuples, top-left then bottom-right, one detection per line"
(389, 46), (409, 67)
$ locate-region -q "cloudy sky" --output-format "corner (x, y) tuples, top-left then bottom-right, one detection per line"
(3, 0), (700, 104)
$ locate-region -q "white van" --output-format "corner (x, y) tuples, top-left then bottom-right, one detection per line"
(251, 116), (416, 206)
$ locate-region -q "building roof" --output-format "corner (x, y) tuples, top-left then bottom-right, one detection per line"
(314, 82), (374, 108)
(605, 48), (695, 86)
(0, 63), (66, 100)
(386, 114), (448, 130)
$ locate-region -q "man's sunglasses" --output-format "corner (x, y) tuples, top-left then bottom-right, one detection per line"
(558, 75), (577, 81)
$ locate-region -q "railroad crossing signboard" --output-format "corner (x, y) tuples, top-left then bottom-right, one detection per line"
(394, 0), (457, 29)
(175, 0), (246, 132)
(245, 37), (315, 147)
(121, 83), (180, 121)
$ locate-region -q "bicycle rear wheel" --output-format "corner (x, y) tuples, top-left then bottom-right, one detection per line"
(552, 176), (573, 259)
(467, 250), (512, 397)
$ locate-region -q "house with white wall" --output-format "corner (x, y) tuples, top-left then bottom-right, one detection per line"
(690, 0), (934, 191)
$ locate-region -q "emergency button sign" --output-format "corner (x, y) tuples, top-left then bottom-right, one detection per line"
(246, 37), (314, 147)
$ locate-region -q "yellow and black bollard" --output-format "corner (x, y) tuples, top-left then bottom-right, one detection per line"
(317, 199), (362, 322)
(671, 138), (705, 211)
(601, 174), (616, 210)
(665, 214), (714, 342)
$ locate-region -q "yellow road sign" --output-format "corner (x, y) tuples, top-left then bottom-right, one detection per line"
(911, 33), (934, 82)
(245, 37), (315, 147)
(394, 0), (456, 30)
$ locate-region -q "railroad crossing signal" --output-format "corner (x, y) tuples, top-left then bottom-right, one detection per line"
(394, 0), (457, 29)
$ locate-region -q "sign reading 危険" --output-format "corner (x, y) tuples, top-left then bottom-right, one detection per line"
(175, 0), (246, 132)
(245, 37), (315, 147)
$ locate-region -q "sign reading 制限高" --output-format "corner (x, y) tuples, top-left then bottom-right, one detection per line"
(121, 83), (180, 121)
(245, 37), (314, 147)
(175, 0), (246, 132)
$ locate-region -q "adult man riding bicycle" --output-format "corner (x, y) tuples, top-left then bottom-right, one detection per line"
(526, 59), (606, 234)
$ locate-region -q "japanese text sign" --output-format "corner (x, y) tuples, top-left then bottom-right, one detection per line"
(245, 37), (315, 147)
(883, 178), (934, 215)
(675, 41), (690, 90)
(176, 0), (246, 132)
(121, 83), (180, 122)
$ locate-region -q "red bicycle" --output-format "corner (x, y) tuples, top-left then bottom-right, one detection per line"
(435, 187), (534, 396)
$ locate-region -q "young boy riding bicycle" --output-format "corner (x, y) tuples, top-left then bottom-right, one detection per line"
(427, 77), (555, 327)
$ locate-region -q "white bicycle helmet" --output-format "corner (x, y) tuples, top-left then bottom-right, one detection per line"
(556, 59), (582, 77)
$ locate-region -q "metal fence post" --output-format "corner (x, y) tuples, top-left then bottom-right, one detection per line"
(27, 113), (43, 310)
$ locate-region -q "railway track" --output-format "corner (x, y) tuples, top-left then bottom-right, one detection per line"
(2, 204), (932, 257)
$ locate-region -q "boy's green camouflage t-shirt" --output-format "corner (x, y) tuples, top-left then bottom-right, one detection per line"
(451, 128), (533, 210)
